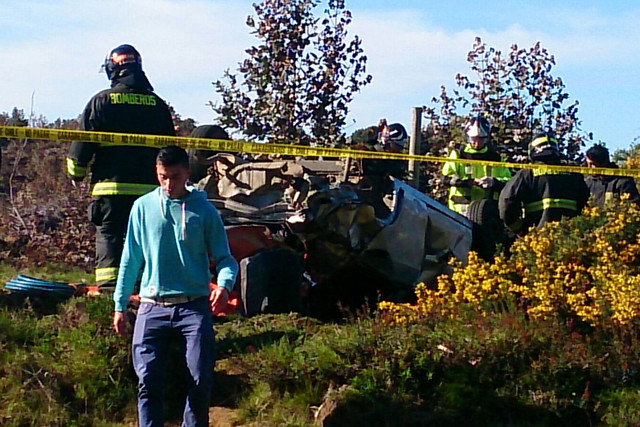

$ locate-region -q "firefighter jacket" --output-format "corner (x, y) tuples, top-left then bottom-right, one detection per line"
(66, 69), (175, 197)
(499, 167), (590, 234)
(441, 144), (512, 215)
(586, 165), (640, 208)
(362, 158), (407, 180)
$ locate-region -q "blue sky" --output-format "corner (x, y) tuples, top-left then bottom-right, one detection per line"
(1, 0), (639, 151)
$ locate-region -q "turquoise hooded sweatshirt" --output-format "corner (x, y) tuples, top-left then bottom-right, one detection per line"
(113, 186), (238, 312)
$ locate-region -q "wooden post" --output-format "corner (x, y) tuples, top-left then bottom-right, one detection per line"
(408, 107), (422, 189)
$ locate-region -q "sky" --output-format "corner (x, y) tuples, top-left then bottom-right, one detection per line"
(1, 0), (639, 152)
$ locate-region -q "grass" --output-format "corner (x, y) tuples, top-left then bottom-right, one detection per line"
(0, 260), (639, 426)
(2, 277), (640, 425)
(0, 293), (137, 426)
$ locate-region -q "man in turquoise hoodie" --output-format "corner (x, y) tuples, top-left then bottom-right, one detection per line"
(113, 145), (238, 427)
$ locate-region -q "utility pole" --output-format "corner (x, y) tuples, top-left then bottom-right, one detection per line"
(408, 107), (422, 189)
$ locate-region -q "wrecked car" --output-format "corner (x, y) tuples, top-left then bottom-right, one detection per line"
(192, 152), (475, 318)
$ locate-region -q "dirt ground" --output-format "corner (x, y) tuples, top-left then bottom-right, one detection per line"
(208, 407), (238, 427)
(137, 406), (238, 427)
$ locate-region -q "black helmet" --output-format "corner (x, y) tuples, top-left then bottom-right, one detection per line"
(464, 115), (491, 141)
(102, 44), (142, 80)
(529, 132), (560, 161)
(187, 125), (230, 183)
(189, 124), (229, 140)
(382, 123), (408, 149)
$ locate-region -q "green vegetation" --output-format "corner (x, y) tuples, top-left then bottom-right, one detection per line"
(0, 264), (92, 288)
(2, 6), (640, 425)
(4, 278), (640, 426)
(2, 123), (640, 427)
(0, 289), (137, 426)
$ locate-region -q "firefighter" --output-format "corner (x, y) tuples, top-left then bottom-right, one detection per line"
(67, 44), (175, 290)
(359, 122), (408, 217)
(499, 132), (590, 235)
(441, 115), (511, 217)
(584, 144), (640, 207)
(186, 124), (230, 184)
(362, 122), (408, 179)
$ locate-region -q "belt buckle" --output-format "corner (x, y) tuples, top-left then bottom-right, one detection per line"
(160, 295), (186, 306)
(140, 295), (188, 306)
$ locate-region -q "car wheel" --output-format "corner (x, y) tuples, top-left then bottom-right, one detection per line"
(467, 199), (504, 261)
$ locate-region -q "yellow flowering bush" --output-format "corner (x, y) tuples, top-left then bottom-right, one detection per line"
(380, 199), (640, 330)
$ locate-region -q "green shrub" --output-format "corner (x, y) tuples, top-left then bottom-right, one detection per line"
(598, 388), (640, 426)
(0, 295), (137, 426)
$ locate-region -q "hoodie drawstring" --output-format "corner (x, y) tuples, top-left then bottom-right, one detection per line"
(181, 201), (187, 241)
(158, 190), (187, 241)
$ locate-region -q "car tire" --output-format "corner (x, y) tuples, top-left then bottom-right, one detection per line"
(467, 199), (504, 261)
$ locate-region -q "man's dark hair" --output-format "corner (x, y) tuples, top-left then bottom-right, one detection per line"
(157, 145), (189, 168)
(586, 144), (610, 167)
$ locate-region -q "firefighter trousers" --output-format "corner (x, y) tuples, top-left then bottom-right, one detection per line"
(89, 195), (138, 289)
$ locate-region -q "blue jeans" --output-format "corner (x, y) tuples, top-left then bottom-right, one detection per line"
(132, 297), (214, 427)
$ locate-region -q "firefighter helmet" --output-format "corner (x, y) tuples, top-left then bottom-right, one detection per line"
(464, 115), (491, 140)
(383, 123), (408, 149)
(529, 132), (560, 161)
(102, 44), (142, 80)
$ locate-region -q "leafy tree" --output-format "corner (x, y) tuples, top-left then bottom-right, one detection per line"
(613, 137), (640, 169)
(425, 37), (590, 159)
(422, 37), (592, 200)
(213, 0), (371, 146)
(348, 125), (377, 146)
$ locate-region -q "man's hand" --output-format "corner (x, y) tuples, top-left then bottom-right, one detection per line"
(474, 176), (495, 189)
(449, 176), (473, 188)
(113, 311), (128, 337)
(210, 286), (229, 315)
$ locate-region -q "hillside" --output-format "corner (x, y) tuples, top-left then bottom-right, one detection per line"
(0, 138), (94, 270)
(2, 138), (640, 426)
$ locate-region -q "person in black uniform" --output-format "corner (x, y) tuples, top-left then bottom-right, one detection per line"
(67, 44), (175, 290)
(361, 122), (408, 179)
(359, 122), (408, 218)
(186, 124), (230, 184)
(584, 144), (640, 207)
(499, 132), (589, 235)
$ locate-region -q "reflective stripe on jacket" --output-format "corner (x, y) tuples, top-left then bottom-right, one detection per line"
(499, 167), (590, 233)
(524, 198), (578, 213)
(66, 79), (175, 194)
(91, 182), (158, 197)
(442, 144), (511, 214)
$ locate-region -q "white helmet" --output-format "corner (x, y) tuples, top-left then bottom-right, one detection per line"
(464, 115), (491, 140)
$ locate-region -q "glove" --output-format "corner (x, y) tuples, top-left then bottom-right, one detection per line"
(449, 176), (474, 188)
(474, 176), (495, 189)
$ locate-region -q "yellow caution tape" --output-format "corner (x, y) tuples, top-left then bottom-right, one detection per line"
(1, 125), (638, 178)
